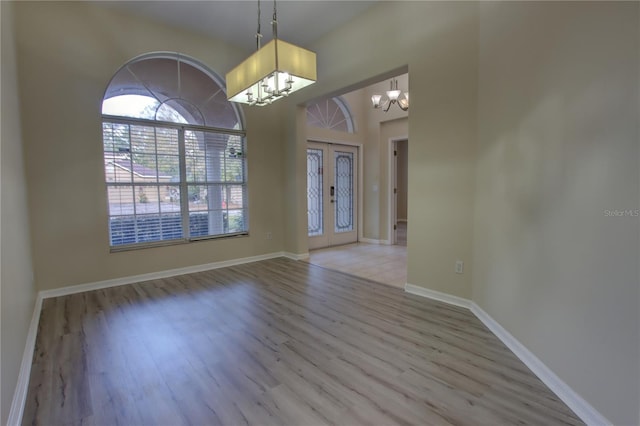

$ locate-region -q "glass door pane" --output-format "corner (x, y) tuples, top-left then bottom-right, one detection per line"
(308, 142), (357, 249)
(307, 148), (324, 237)
(334, 151), (354, 233)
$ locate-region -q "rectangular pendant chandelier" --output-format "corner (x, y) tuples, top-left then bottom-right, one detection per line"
(226, 39), (316, 106)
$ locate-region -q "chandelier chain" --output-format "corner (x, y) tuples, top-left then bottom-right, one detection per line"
(272, 0), (278, 40)
(256, 0), (263, 50)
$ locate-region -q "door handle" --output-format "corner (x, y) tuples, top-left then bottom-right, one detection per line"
(330, 186), (335, 196)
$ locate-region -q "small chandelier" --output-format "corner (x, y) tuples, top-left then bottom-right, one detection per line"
(371, 78), (409, 112)
(226, 0), (317, 106)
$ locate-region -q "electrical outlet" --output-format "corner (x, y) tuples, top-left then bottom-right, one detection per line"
(265, 232), (272, 240)
(455, 260), (464, 274)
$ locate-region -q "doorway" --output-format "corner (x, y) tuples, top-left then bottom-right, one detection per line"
(390, 139), (408, 246)
(307, 142), (359, 250)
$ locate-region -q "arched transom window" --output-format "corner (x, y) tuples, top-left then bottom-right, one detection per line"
(306, 96), (355, 133)
(102, 53), (247, 249)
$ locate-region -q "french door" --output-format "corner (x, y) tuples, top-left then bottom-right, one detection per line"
(307, 142), (358, 250)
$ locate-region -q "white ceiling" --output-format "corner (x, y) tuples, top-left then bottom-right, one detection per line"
(99, 1), (380, 53)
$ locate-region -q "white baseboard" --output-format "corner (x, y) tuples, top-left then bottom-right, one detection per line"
(359, 238), (390, 245)
(283, 252), (309, 261)
(404, 283), (472, 309)
(405, 285), (610, 426)
(7, 294), (43, 426)
(470, 303), (611, 426)
(40, 251), (286, 299)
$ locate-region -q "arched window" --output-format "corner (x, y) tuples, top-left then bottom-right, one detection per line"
(102, 53), (247, 249)
(306, 96), (355, 133)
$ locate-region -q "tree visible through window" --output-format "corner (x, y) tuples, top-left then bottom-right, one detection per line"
(102, 54), (247, 248)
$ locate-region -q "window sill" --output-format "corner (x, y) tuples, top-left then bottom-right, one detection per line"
(109, 232), (249, 253)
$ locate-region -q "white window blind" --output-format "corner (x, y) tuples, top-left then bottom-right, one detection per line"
(103, 119), (247, 248)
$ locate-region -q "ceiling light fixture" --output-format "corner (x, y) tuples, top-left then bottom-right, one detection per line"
(226, 0), (317, 106)
(371, 78), (409, 112)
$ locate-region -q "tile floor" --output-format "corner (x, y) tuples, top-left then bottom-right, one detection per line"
(306, 242), (407, 288)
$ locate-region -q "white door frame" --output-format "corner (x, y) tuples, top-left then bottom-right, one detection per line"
(388, 136), (408, 246)
(307, 139), (363, 248)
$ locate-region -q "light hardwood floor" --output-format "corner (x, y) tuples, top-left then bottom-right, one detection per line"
(23, 258), (583, 425)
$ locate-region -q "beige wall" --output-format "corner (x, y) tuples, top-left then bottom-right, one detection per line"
(473, 2), (639, 424)
(1, 2), (37, 422)
(282, 104), (305, 256)
(14, 1), (288, 291)
(286, 2), (477, 298)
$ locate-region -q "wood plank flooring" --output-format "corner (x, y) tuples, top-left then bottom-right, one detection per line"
(23, 258), (583, 425)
